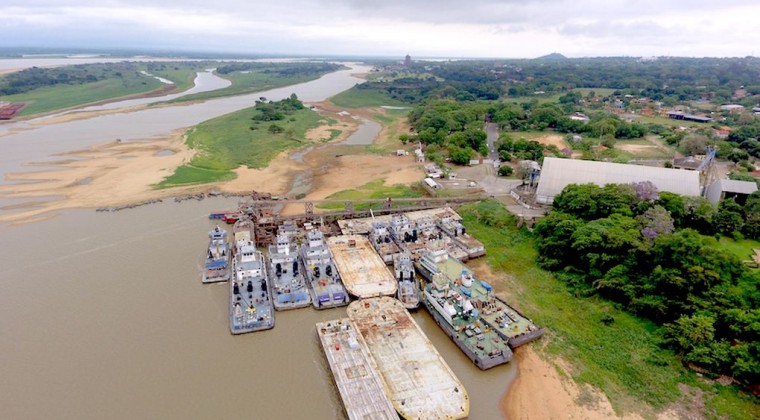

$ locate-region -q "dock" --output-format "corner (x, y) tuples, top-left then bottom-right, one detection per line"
(327, 235), (397, 298)
(347, 297), (469, 420)
(316, 319), (397, 420)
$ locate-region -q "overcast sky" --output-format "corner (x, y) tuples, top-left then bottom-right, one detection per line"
(2, 0), (758, 58)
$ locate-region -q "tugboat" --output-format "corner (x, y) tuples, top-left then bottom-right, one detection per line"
(229, 219), (274, 334)
(268, 232), (311, 310)
(202, 225), (231, 284)
(394, 251), (419, 309)
(421, 272), (512, 369)
(300, 229), (348, 309)
(417, 249), (543, 349)
(369, 221), (401, 264)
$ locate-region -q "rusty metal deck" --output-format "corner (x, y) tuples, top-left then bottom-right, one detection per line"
(347, 297), (469, 420)
(327, 235), (397, 298)
(316, 318), (397, 420)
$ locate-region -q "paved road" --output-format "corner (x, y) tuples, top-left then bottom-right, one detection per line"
(486, 122), (499, 161)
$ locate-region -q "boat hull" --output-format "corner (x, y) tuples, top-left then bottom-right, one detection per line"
(421, 296), (512, 370)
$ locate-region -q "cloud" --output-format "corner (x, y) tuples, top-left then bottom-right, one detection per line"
(1, 1), (759, 57)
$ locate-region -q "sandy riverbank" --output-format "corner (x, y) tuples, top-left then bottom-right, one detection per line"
(0, 100), (422, 225)
(501, 346), (627, 420)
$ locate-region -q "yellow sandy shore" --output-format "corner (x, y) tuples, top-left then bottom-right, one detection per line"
(0, 101), (421, 224)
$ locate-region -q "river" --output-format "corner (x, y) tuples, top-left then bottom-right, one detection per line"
(0, 64), (368, 179)
(0, 63), (514, 419)
(0, 199), (514, 419)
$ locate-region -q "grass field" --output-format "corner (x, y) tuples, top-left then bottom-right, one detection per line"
(9, 75), (164, 116)
(317, 179), (423, 210)
(157, 105), (330, 188)
(458, 200), (759, 419)
(329, 87), (408, 108)
(718, 236), (760, 261)
(613, 137), (676, 159)
(4, 62), (208, 117)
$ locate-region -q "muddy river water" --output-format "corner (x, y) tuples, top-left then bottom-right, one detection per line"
(0, 61), (515, 419)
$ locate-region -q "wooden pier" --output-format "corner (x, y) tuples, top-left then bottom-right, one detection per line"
(316, 319), (397, 420)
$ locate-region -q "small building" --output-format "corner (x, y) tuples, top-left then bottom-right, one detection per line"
(705, 179), (758, 205)
(568, 112), (590, 122)
(468, 159), (481, 166)
(667, 111), (712, 123)
(424, 177), (440, 189)
(672, 157), (704, 171)
(396, 149), (406, 156)
(719, 104), (745, 112)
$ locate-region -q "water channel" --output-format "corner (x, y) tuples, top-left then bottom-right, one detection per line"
(0, 62), (515, 419)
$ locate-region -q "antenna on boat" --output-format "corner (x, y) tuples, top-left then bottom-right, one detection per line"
(370, 208), (375, 220)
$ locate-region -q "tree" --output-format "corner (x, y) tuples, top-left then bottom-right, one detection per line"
(679, 134), (710, 156)
(498, 165), (513, 176)
(713, 199), (744, 235)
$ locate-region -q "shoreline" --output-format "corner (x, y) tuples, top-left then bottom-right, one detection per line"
(501, 346), (636, 420)
(0, 100), (422, 225)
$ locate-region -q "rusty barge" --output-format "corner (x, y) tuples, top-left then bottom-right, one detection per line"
(327, 235), (397, 299)
(347, 297), (469, 420)
(316, 318), (397, 420)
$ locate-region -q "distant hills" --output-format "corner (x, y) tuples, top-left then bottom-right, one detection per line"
(534, 52), (567, 60)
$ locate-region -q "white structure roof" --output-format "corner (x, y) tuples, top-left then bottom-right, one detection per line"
(705, 179), (758, 204)
(535, 157), (701, 204)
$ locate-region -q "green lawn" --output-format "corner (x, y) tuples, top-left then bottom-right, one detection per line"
(329, 87), (408, 108)
(158, 105), (332, 188)
(317, 179), (423, 210)
(718, 236), (760, 261)
(458, 200), (759, 419)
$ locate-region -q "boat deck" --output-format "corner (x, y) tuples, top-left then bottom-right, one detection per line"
(316, 319), (397, 420)
(347, 297), (469, 420)
(327, 235), (397, 298)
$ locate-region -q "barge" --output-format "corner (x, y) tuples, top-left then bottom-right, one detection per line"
(327, 235), (397, 299)
(347, 297), (469, 420)
(316, 319), (397, 420)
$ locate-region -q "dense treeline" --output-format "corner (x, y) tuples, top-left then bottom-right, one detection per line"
(370, 57), (760, 105)
(405, 101), (488, 164)
(487, 101), (649, 138)
(0, 62), (147, 95)
(501, 57), (760, 104)
(533, 183), (760, 386)
(216, 62), (341, 76)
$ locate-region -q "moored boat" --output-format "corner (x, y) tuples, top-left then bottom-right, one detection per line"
(202, 224), (231, 284)
(229, 221), (274, 334)
(369, 221), (401, 264)
(417, 249), (542, 349)
(393, 251), (419, 309)
(347, 297), (470, 420)
(268, 232), (311, 310)
(300, 229), (348, 309)
(421, 272), (512, 369)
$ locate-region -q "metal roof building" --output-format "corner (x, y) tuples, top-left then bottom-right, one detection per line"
(535, 157), (701, 204)
(705, 179), (758, 204)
